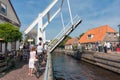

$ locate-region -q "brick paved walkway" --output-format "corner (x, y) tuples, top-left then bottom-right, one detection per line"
(0, 62), (45, 80)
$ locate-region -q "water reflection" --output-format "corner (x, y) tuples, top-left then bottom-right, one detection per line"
(52, 53), (120, 80)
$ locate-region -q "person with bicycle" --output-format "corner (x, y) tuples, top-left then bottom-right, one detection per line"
(37, 42), (44, 61)
(33, 42), (44, 78)
(28, 46), (36, 76)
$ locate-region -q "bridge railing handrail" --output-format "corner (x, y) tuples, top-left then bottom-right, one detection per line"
(48, 15), (79, 43)
(54, 15), (80, 39)
(48, 15), (80, 49)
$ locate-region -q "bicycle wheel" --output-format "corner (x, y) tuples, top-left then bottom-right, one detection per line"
(35, 70), (40, 78)
(34, 61), (40, 78)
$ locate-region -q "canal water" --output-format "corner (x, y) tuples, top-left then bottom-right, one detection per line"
(52, 53), (120, 80)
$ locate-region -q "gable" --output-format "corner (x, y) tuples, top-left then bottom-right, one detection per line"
(79, 25), (116, 43)
(0, 0), (21, 27)
(103, 32), (118, 42)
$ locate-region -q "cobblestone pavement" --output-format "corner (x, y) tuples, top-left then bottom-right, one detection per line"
(0, 62), (45, 80)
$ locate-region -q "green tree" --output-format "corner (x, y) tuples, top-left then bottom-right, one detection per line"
(0, 22), (22, 51)
(58, 35), (71, 48)
(79, 33), (84, 39)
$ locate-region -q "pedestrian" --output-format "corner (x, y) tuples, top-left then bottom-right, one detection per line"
(37, 42), (44, 60)
(104, 42), (107, 53)
(28, 46), (36, 76)
(106, 42), (111, 52)
(37, 42), (44, 55)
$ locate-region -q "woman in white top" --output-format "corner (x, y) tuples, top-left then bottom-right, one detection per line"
(28, 46), (36, 76)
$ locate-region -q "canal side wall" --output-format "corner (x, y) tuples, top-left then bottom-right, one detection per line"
(64, 50), (120, 74)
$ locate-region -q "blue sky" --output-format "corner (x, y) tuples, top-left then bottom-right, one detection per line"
(11, 0), (120, 40)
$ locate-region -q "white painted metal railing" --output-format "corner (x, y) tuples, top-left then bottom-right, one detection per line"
(44, 50), (53, 80)
(48, 15), (82, 52)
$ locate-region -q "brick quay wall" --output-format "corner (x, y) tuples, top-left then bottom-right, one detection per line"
(63, 50), (120, 74)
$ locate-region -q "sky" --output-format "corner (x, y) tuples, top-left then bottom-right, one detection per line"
(11, 0), (120, 40)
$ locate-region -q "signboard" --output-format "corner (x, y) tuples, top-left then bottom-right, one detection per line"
(28, 39), (33, 42)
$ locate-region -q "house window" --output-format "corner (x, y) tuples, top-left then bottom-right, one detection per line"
(0, 3), (7, 15)
(114, 33), (117, 37)
(107, 32), (111, 37)
(88, 34), (93, 39)
(108, 32), (111, 35)
(0, 42), (2, 52)
(11, 42), (16, 50)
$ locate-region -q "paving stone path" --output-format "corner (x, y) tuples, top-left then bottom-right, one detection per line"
(0, 62), (45, 80)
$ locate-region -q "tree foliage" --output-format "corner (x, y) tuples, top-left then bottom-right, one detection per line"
(58, 35), (71, 48)
(79, 33), (84, 39)
(0, 22), (22, 42)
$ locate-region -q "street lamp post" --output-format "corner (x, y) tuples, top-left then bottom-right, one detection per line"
(118, 24), (120, 46)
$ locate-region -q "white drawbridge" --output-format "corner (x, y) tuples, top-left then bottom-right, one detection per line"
(24, 0), (64, 44)
(24, 1), (82, 80)
(24, 0), (81, 45)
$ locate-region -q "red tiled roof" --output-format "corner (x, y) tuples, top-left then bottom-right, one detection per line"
(79, 25), (116, 43)
(65, 38), (79, 45)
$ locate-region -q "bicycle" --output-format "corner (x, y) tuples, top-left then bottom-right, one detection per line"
(34, 58), (42, 78)
(34, 53), (47, 78)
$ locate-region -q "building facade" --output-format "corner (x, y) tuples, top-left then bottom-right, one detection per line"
(79, 25), (119, 51)
(0, 0), (21, 54)
(65, 38), (79, 50)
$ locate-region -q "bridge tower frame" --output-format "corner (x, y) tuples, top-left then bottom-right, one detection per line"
(24, 0), (73, 45)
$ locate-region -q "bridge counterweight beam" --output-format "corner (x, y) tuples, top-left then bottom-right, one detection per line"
(43, 8), (61, 29)
(41, 0), (58, 17)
